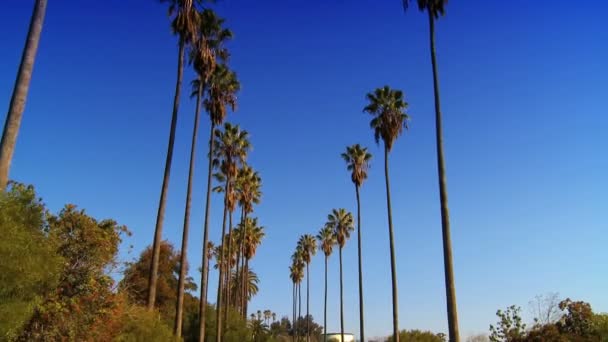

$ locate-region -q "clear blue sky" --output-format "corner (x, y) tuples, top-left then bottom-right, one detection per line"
(2, 0), (607, 339)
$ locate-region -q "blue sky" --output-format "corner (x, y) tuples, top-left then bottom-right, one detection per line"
(2, 0), (607, 339)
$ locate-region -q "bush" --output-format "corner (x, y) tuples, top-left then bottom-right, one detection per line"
(115, 305), (175, 342)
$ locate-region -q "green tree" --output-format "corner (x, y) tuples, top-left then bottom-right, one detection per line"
(175, 8), (233, 338)
(242, 217), (265, 318)
(298, 234), (317, 342)
(402, 1), (459, 339)
(489, 305), (526, 342)
(0, 0), (47, 189)
(148, 0), (199, 311)
(316, 225), (335, 342)
(364, 85), (409, 342)
(18, 205), (129, 341)
(326, 208), (354, 342)
(387, 329), (447, 342)
(199, 62), (240, 342)
(291, 247), (305, 342)
(341, 144), (371, 342)
(0, 182), (61, 339)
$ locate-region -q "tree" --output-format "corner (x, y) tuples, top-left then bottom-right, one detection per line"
(148, 0), (199, 312)
(0, 182), (62, 339)
(18, 205), (129, 341)
(119, 241), (197, 327)
(556, 298), (595, 338)
(529, 292), (562, 326)
(341, 144), (371, 342)
(387, 329), (447, 342)
(291, 247), (305, 342)
(326, 208), (354, 342)
(316, 225), (336, 342)
(364, 85), (408, 342)
(298, 234), (317, 342)
(0, 0), (47, 190)
(175, 8), (232, 338)
(402, 1), (459, 339)
(489, 305), (526, 342)
(199, 62), (240, 342)
(242, 217), (265, 318)
(213, 122), (251, 341)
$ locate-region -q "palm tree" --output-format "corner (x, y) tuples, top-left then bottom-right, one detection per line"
(272, 312), (277, 323)
(264, 310), (271, 325)
(199, 63), (239, 342)
(242, 217), (265, 318)
(341, 144), (372, 342)
(298, 234), (317, 342)
(235, 165), (262, 317)
(289, 264), (298, 342)
(213, 123), (250, 341)
(230, 267), (259, 301)
(291, 248), (305, 342)
(0, 0), (47, 190)
(316, 225), (336, 342)
(175, 9), (232, 337)
(402, 1), (460, 340)
(326, 208), (354, 342)
(148, 0), (199, 311)
(364, 86), (409, 342)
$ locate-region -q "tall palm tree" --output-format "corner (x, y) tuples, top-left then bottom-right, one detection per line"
(402, 1), (460, 340)
(326, 208), (354, 342)
(341, 144), (372, 342)
(235, 166), (262, 317)
(291, 248), (305, 342)
(213, 123), (250, 341)
(175, 9), (232, 337)
(199, 63), (240, 342)
(364, 86), (409, 342)
(242, 218), (265, 318)
(298, 234), (317, 342)
(289, 263), (298, 342)
(316, 225), (336, 342)
(0, 0), (47, 190)
(148, 0), (199, 311)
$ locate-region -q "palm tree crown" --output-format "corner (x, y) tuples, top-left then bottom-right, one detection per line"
(161, 0), (200, 44)
(190, 9), (232, 85)
(213, 122), (250, 179)
(341, 144), (372, 187)
(326, 208), (354, 248)
(403, 0), (447, 18)
(298, 234), (317, 264)
(316, 225), (336, 257)
(205, 65), (240, 125)
(364, 86), (409, 151)
(236, 165), (262, 215)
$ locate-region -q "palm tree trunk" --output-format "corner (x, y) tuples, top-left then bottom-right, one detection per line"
(216, 182), (229, 342)
(148, 36), (185, 310)
(292, 282), (295, 342)
(224, 209), (234, 332)
(306, 262), (310, 342)
(174, 80), (203, 337)
(428, 10), (460, 342)
(235, 207), (244, 312)
(339, 247), (344, 342)
(199, 123), (216, 342)
(323, 255), (328, 342)
(240, 214), (248, 318)
(355, 185), (365, 342)
(0, 0), (47, 190)
(298, 282), (302, 342)
(384, 145), (399, 342)
(244, 258), (250, 318)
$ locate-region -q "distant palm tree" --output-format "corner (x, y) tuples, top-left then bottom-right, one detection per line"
(402, 1), (460, 340)
(298, 234), (317, 342)
(175, 8), (232, 338)
(213, 123), (250, 341)
(316, 225), (336, 342)
(289, 264), (298, 342)
(148, 0), (199, 311)
(0, 0), (47, 190)
(364, 86), (409, 342)
(272, 312), (277, 323)
(326, 208), (354, 342)
(341, 144), (372, 342)
(291, 247), (305, 342)
(242, 217), (265, 318)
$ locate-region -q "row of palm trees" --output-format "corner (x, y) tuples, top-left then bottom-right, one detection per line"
(142, 1), (266, 342)
(288, 1), (459, 339)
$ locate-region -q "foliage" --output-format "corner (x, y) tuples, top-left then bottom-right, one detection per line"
(119, 240), (197, 325)
(17, 203), (129, 341)
(386, 329), (446, 342)
(114, 302), (174, 342)
(291, 315), (323, 341)
(363, 86), (409, 151)
(0, 183), (62, 340)
(489, 305), (526, 342)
